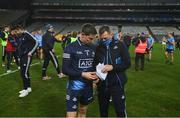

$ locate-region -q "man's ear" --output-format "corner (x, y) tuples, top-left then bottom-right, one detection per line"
(110, 32), (113, 39)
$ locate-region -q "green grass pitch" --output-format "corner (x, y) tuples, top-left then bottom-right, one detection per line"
(0, 42), (180, 117)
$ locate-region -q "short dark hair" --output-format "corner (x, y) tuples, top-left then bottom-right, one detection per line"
(15, 25), (24, 30)
(46, 24), (54, 30)
(81, 23), (97, 35)
(99, 25), (111, 35)
(72, 31), (77, 38)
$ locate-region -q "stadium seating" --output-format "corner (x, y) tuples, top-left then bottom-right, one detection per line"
(150, 26), (180, 41)
(0, 10), (27, 26)
(121, 26), (149, 35)
(30, 0), (180, 24)
(33, 0), (179, 4)
(26, 22), (44, 33)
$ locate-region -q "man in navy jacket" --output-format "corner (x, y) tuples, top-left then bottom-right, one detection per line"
(16, 26), (38, 98)
(93, 25), (131, 117)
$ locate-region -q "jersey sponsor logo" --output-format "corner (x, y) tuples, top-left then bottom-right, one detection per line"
(66, 95), (70, 100)
(63, 53), (70, 59)
(84, 50), (90, 56)
(76, 51), (83, 55)
(113, 45), (118, 49)
(92, 51), (95, 56)
(72, 97), (77, 102)
(72, 105), (77, 109)
(79, 58), (93, 68)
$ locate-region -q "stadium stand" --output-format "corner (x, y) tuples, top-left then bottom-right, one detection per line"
(26, 22), (69, 36)
(0, 9), (28, 27)
(1, 0), (180, 36)
(32, 0), (179, 5)
(26, 22), (44, 32)
(121, 26), (149, 35)
(150, 26), (180, 35)
(30, 0), (180, 24)
(150, 26), (180, 41)
(95, 25), (118, 33)
(60, 23), (82, 35)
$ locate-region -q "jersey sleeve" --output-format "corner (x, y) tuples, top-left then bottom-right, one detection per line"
(62, 46), (82, 78)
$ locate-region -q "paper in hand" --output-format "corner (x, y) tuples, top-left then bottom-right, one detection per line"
(96, 63), (107, 81)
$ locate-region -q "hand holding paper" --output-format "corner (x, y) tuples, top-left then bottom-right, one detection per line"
(81, 72), (98, 80)
(96, 63), (108, 81)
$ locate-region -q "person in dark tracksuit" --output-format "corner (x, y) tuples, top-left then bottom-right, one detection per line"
(6, 28), (19, 73)
(62, 23), (98, 118)
(123, 33), (132, 49)
(93, 25), (131, 117)
(61, 32), (72, 50)
(42, 24), (63, 80)
(15, 26), (38, 98)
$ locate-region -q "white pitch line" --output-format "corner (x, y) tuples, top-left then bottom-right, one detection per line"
(0, 69), (19, 77)
(0, 55), (61, 78)
(0, 62), (40, 78)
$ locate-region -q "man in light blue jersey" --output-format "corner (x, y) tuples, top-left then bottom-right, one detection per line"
(146, 34), (154, 61)
(62, 23), (98, 118)
(34, 29), (43, 60)
(165, 33), (175, 64)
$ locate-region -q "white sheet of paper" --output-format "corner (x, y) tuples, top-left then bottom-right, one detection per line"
(96, 63), (107, 81)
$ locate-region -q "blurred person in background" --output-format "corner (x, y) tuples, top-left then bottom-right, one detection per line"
(175, 35), (180, 51)
(62, 31), (72, 50)
(165, 33), (175, 64)
(134, 33), (147, 71)
(146, 34), (155, 61)
(0, 25), (10, 66)
(132, 33), (141, 46)
(123, 33), (132, 49)
(161, 36), (167, 50)
(42, 24), (64, 80)
(34, 28), (43, 60)
(5, 27), (19, 73)
(113, 31), (123, 43)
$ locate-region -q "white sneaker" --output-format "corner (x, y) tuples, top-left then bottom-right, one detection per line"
(27, 87), (32, 93)
(19, 88), (32, 94)
(19, 89), (25, 94)
(19, 90), (29, 97)
(42, 76), (51, 80)
(2, 64), (5, 67)
(58, 73), (66, 79)
(6, 70), (12, 73)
